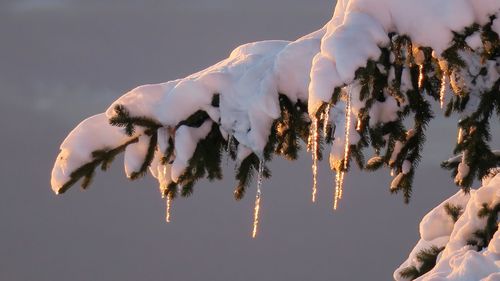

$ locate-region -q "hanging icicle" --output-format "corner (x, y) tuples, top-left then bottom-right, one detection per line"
(338, 172), (345, 199)
(309, 118), (319, 203)
(418, 65), (425, 89)
(165, 196), (172, 223)
(343, 92), (352, 171)
(334, 171), (341, 210)
(334, 86), (352, 210)
(334, 171), (346, 210)
(323, 103), (331, 137)
(252, 159), (265, 238)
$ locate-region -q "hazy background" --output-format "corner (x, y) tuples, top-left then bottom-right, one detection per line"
(1, 1), (498, 280)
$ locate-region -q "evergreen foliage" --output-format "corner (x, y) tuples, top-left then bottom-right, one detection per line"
(57, 137), (139, 194)
(467, 202), (500, 250)
(444, 203), (464, 223)
(399, 246), (444, 280)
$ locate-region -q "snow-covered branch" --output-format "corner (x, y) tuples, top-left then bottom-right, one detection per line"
(51, 0), (500, 239)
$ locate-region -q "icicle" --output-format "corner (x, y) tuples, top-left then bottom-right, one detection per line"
(252, 159), (265, 238)
(334, 87), (352, 211)
(334, 172), (341, 210)
(338, 172), (345, 199)
(165, 196), (172, 223)
(333, 171), (345, 210)
(343, 92), (352, 171)
(418, 65), (425, 89)
(309, 118), (319, 203)
(322, 103), (331, 137)
(440, 74), (449, 109)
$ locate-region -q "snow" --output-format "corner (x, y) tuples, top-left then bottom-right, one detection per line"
(52, 31), (324, 192)
(328, 93), (361, 171)
(171, 120), (213, 182)
(124, 135), (150, 178)
(493, 16), (500, 36)
(455, 155), (470, 185)
(368, 95), (401, 127)
(419, 191), (471, 242)
(157, 127), (172, 157)
(149, 151), (172, 195)
(309, 0), (500, 115)
(51, 113), (137, 193)
(391, 173), (404, 190)
(395, 173), (500, 281)
(445, 151), (500, 165)
(105, 81), (179, 122)
(402, 160), (412, 175)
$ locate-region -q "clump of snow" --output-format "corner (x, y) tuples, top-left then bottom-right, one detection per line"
(493, 16), (500, 35)
(395, 172), (500, 281)
(368, 95), (401, 127)
(391, 173), (405, 190)
(124, 135), (150, 178)
(149, 151), (172, 195)
(51, 114), (137, 193)
(171, 120), (213, 182)
(455, 153), (470, 186)
(419, 191), (471, 242)
(402, 160), (412, 175)
(105, 81), (180, 122)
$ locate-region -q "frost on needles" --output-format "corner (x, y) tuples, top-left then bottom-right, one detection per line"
(52, 0), (499, 246)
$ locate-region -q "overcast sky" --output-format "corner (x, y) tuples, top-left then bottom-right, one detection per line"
(1, 1), (498, 280)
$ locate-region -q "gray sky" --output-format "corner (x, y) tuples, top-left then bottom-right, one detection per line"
(1, 1), (497, 280)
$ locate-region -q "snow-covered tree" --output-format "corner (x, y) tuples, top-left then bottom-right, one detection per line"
(51, 0), (500, 279)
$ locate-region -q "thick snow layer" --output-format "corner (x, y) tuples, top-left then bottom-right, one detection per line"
(52, 30), (324, 192)
(51, 114), (137, 193)
(105, 81), (180, 122)
(309, 0), (500, 114)
(394, 173), (500, 281)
